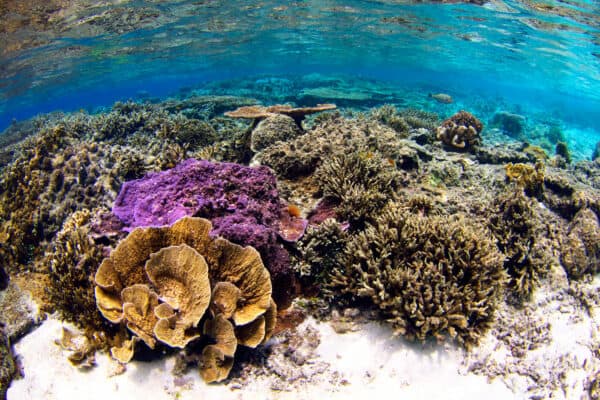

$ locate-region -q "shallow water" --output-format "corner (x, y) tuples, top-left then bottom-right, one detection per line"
(1, 0), (599, 154)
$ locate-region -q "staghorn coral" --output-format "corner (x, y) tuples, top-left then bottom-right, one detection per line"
(560, 208), (600, 279)
(94, 217), (275, 383)
(436, 110), (483, 150)
(314, 151), (400, 225)
(328, 203), (505, 348)
(111, 158), (293, 305)
(488, 189), (552, 302)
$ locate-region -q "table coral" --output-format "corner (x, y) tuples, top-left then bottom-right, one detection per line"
(436, 110), (483, 150)
(224, 103), (336, 128)
(94, 217), (276, 383)
(328, 203), (506, 348)
(111, 158), (294, 305)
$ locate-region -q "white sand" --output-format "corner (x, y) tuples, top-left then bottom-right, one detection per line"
(7, 316), (515, 400)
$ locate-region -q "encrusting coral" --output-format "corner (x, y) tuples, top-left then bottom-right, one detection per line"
(328, 203), (506, 348)
(94, 216), (276, 382)
(436, 110), (483, 150)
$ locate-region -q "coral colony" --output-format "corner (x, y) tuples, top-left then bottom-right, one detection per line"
(1, 91), (599, 398)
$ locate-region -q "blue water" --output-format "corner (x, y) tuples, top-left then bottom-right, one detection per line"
(1, 0), (599, 154)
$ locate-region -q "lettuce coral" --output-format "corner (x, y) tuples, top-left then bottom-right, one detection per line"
(111, 158), (293, 305)
(94, 217), (276, 382)
(328, 204), (505, 348)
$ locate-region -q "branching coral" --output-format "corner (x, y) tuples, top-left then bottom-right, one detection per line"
(488, 189), (552, 302)
(94, 216), (276, 382)
(328, 204), (505, 348)
(46, 210), (110, 331)
(314, 151), (400, 225)
(296, 218), (349, 288)
(436, 110), (483, 150)
(258, 115), (405, 179)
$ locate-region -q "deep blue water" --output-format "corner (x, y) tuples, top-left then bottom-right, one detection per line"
(1, 0), (599, 155)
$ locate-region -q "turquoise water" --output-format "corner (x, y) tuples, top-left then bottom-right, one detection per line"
(1, 0), (599, 155)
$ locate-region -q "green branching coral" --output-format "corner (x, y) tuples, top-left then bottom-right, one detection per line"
(314, 151), (400, 225)
(46, 210), (111, 332)
(328, 204), (506, 348)
(488, 190), (552, 302)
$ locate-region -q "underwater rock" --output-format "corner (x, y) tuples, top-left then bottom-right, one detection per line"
(475, 143), (531, 164)
(436, 110), (483, 151)
(94, 217), (276, 383)
(0, 324), (17, 400)
(490, 111), (525, 138)
(250, 114), (302, 152)
(112, 158), (293, 305)
(560, 208), (600, 279)
(329, 203), (505, 348)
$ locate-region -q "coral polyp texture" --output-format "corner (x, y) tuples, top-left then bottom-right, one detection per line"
(94, 216), (276, 382)
(560, 207), (600, 279)
(111, 158), (294, 305)
(328, 203), (506, 348)
(436, 110), (483, 150)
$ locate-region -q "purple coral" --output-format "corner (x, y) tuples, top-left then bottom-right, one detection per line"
(112, 158), (295, 305)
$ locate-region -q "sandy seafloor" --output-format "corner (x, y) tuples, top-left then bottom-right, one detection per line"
(7, 270), (600, 400)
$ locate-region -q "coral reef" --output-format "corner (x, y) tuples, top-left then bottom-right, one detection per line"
(436, 110), (483, 150)
(488, 189), (553, 302)
(296, 219), (349, 291)
(328, 203), (505, 347)
(314, 151), (400, 225)
(560, 208), (600, 279)
(111, 158), (293, 305)
(46, 210), (109, 331)
(94, 216), (276, 382)
(250, 114), (301, 152)
(504, 161), (545, 197)
(258, 114), (406, 178)
(555, 141), (572, 164)
(224, 104), (337, 128)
